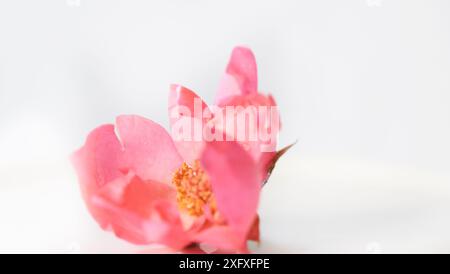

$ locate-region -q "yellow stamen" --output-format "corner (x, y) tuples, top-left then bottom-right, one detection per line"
(172, 160), (217, 217)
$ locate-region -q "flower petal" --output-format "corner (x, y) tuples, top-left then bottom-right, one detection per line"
(168, 84), (209, 120)
(216, 93), (280, 163)
(71, 124), (125, 190)
(116, 115), (183, 184)
(144, 200), (193, 249)
(200, 141), (261, 244)
(71, 124), (126, 226)
(92, 184), (190, 249)
(216, 46), (258, 105)
(87, 172), (180, 244)
(96, 173), (176, 219)
(168, 85), (210, 163)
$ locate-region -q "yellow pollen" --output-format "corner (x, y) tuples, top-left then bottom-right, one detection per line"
(171, 160), (217, 217)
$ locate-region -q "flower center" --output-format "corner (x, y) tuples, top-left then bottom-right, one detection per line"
(171, 160), (217, 217)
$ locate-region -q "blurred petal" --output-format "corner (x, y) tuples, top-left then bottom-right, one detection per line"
(216, 46), (258, 105)
(144, 200), (193, 249)
(96, 173), (176, 218)
(216, 93), (280, 162)
(71, 124), (124, 190)
(168, 85), (210, 163)
(71, 124), (126, 226)
(92, 200), (191, 249)
(116, 115), (183, 184)
(200, 141), (261, 243)
(92, 174), (190, 248)
(168, 84), (209, 120)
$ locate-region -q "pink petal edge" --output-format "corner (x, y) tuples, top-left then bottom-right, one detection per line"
(116, 115), (183, 184)
(200, 140), (262, 248)
(168, 84), (211, 163)
(216, 46), (258, 105)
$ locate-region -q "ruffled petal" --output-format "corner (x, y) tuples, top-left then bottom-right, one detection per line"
(200, 141), (261, 246)
(116, 115), (183, 184)
(216, 46), (258, 105)
(91, 173), (191, 248)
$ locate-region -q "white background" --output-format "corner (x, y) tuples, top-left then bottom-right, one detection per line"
(0, 0), (449, 253)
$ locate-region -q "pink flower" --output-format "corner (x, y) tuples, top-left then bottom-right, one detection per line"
(71, 46), (289, 252)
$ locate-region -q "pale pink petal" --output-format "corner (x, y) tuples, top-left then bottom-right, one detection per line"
(143, 200), (193, 249)
(91, 195), (153, 244)
(218, 93), (276, 108)
(71, 124), (126, 226)
(92, 199), (191, 249)
(216, 93), (280, 163)
(71, 124), (125, 190)
(116, 115), (183, 184)
(96, 173), (176, 218)
(168, 84), (209, 120)
(200, 141), (261, 244)
(91, 174), (191, 248)
(168, 85), (210, 163)
(169, 124), (205, 164)
(216, 46), (258, 105)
